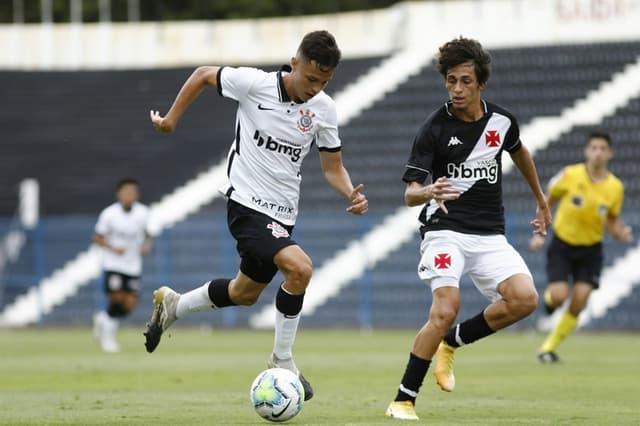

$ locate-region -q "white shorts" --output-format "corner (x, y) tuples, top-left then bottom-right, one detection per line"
(418, 230), (532, 303)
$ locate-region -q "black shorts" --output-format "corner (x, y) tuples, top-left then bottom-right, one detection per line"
(227, 199), (297, 284)
(546, 235), (603, 288)
(103, 271), (141, 294)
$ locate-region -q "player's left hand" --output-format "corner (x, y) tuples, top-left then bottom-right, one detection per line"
(347, 183), (368, 215)
(531, 201), (552, 236)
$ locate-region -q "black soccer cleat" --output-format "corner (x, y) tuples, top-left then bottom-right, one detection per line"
(537, 351), (560, 364)
(298, 373), (314, 401)
(143, 321), (163, 353)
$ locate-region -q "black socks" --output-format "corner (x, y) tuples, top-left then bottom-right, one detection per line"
(444, 311), (495, 348)
(207, 279), (235, 308)
(395, 352), (431, 403)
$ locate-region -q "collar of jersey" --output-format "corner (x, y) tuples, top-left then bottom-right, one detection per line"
(444, 99), (489, 119)
(277, 64), (304, 105)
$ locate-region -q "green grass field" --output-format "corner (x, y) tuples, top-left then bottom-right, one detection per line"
(1, 327), (638, 425)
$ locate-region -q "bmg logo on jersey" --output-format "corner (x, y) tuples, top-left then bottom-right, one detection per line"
(253, 130), (302, 162)
(447, 158), (498, 184)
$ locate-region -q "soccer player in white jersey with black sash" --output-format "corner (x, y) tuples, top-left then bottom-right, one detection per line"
(145, 30), (368, 400)
(94, 178), (152, 352)
(385, 37), (551, 420)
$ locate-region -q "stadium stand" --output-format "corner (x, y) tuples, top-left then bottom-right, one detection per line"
(4, 39), (639, 330)
(0, 56), (385, 323)
(0, 55), (384, 216)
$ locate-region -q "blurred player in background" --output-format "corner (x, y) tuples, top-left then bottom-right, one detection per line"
(144, 30), (368, 401)
(93, 178), (151, 353)
(385, 37), (551, 420)
(530, 131), (632, 363)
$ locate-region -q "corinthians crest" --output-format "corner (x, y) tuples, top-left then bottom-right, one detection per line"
(297, 109), (315, 133)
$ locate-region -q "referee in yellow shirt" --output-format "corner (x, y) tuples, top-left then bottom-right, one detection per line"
(529, 130), (633, 363)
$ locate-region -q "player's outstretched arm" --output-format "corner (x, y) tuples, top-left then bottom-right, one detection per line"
(319, 151), (368, 215)
(529, 193), (558, 251)
(510, 145), (551, 235)
(150, 66), (220, 133)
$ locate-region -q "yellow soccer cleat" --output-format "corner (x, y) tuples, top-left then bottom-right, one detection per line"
(435, 341), (456, 392)
(385, 400), (419, 420)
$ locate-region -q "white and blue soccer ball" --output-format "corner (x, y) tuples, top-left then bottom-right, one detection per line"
(250, 367), (304, 422)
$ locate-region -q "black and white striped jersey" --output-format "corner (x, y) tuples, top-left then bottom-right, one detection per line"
(217, 66), (341, 226)
(403, 100), (523, 235)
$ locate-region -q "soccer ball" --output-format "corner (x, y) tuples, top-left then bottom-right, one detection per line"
(250, 367), (304, 422)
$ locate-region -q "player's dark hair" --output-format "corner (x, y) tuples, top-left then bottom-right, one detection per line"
(587, 130), (612, 147)
(436, 37), (491, 86)
(297, 30), (341, 71)
(116, 177), (139, 191)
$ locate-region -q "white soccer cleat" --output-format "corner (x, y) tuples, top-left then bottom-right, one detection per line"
(144, 286), (180, 353)
(94, 311), (120, 353)
(100, 336), (120, 353)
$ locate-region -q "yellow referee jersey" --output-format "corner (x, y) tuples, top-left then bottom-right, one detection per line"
(549, 163), (624, 246)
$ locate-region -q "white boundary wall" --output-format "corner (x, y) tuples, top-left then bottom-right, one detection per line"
(1, 0), (640, 70)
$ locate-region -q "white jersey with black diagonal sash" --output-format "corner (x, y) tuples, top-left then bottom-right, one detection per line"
(216, 66), (341, 226)
(403, 100), (523, 235)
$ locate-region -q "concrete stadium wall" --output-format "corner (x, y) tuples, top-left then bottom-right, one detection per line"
(1, 0), (639, 70)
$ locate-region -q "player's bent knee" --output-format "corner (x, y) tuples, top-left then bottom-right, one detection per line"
(285, 262), (313, 287)
(514, 290), (538, 317)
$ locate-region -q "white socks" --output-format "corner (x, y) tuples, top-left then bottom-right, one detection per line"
(176, 282), (215, 318)
(273, 310), (300, 363)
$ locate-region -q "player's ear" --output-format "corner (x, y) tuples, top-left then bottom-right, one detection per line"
(290, 56), (298, 70)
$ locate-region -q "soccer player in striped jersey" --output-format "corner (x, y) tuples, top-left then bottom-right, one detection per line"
(144, 30), (368, 401)
(385, 37), (551, 420)
(530, 131), (632, 363)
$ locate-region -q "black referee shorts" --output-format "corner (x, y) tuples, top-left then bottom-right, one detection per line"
(227, 199), (297, 284)
(546, 235), (603, 288)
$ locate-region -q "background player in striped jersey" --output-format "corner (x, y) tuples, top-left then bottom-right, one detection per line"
(144, 30), (368, 400)
(530, 131), (632, 363)
(93, 178), (152, 352)
(385, 37), (551, 420)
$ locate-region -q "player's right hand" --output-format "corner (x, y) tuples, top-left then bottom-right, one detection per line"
(428, 177), (460, 214)
(150, 110), (175, 133)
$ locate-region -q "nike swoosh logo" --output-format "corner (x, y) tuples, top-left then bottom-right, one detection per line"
(272, 400), (292, 418)
(258, 104), (275, 111)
